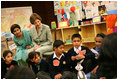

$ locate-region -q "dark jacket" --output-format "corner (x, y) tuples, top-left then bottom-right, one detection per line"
(92, 46), (103, 78)
(1, 60), (18, 79)
(29, 59), (49, 74)
(48, 52), (69, 78)
(66, 46), (96, 74)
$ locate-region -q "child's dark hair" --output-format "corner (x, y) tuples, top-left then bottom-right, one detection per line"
(5, 66), (36, 79)
(53, 40), (64, 48)
(26, 51), (40, 66)
(96, 33), (106, 39)
(3, 50), (13, 58)
(71, 33), (82, 40)
(98, 32), (117, 78)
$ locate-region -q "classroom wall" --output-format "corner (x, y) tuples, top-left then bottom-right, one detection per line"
(1, 1), (57, 28)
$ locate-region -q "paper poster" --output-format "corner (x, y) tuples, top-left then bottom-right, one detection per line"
(1, 6), (32, 33)
(54, 9), (61, 15)
(100, 1), (109, 5)
(70, 12), (78, 26)
(60, 1), (65, 8)
(76, 1), (82, 10)
(85, 8), (92, 19)
(75, 10), (80, 20)
(57, 14), (63, 22)
(54, 1), (61, 15)
(75, 10), (83, 21)
(83, 1), (93, 9)
(65, 1), (70, 7)
(54, 1), (60, 9)
(70, 1), (76, 6)
(83, 1), (114, 9)
(105, 3), (117, 11)
(92, 6), (99, 17)
(9, 43), (17, 50)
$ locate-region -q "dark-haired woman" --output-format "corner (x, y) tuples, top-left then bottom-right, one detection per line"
(10, 24), (34, 66)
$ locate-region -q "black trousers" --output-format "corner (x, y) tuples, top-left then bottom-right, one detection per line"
(37, 71), (51, 79)
(61, 71), (77, 79)
(82, 59), (97, 74)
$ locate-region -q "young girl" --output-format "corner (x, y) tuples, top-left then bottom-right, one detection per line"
(90, 33), (106, 79)
(26, 51), (51, 79)
(1, 50), (18, 79)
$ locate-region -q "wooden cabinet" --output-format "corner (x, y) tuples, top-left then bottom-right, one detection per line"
(79, 22), (107, 49)
(51, 26), (79, 51)
(51, 22), (107, 51)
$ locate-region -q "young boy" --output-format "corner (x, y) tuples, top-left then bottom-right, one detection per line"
(1, 50), (18, 79)
(66, 34), (95, 76)
(48, 40), (75, 79)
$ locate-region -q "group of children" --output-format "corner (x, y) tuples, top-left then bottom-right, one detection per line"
(2, 33), (114, 79)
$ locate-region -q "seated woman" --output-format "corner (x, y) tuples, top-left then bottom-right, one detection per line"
(29, 13), (53, 58)
(10, 24), (34, 66)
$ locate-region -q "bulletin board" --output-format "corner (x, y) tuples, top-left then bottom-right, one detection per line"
(54, 1), (82, 15)
(54, 1), (117, 21)
(1, 6), (33, 33)
(82, 1), (115, 9)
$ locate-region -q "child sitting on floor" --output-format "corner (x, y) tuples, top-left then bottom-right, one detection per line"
(48, 40), (75, 79)
(1, 50), (18, 79)
(5, 66), (36, 79)
(26, 51), (51, 79)
(66, 33), (95, 78)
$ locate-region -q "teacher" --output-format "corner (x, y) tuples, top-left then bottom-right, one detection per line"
(10, 24), (34, 66)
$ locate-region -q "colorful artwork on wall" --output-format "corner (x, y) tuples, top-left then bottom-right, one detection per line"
(82, 1), (115, 9)
(54, 1), (82, 15)
(54, 1), (117, 25)
(85, 8), (92, 19)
